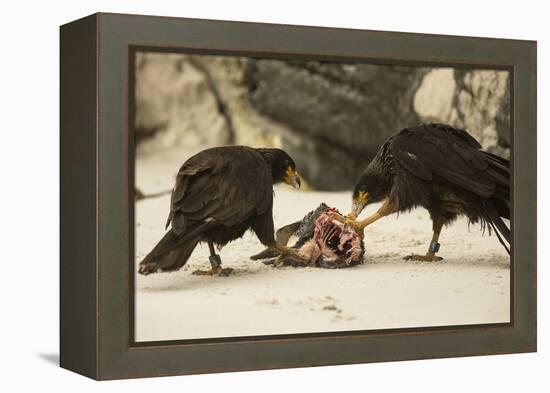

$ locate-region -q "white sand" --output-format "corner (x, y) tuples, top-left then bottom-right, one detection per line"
(135, 153), (510, 342)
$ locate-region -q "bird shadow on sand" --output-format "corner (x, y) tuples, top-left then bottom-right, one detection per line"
(446, 255), (510, 269)
(387, 254), (510, 269)
(137, 264), (294, 292)
(354, 251), (510, 274)
(136, 261), (368, 293)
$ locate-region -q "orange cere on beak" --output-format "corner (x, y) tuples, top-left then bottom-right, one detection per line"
(284, 167), (301, 189)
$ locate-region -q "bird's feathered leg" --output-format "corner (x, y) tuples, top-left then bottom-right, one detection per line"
(404, 218), (444, 262)
(192, 240), (234, 276)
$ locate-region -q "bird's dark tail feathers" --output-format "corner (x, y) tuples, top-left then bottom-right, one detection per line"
(482, 199), (511, 255)
(479, 151), (511, 255)
(138, 222), (209, 275)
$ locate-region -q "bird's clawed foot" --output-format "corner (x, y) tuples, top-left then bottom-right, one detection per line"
(276, 245), (300, 257)
(250, 248), (280, 260)
(192, 254), (233, 276)
(275, 246), (309, 265)
(330, 213), (365, 238)
(403, 253), (443, 262)
(348, 220), (365, 238)
(192, 266), (234, 276)
(250, 246), (309, 267)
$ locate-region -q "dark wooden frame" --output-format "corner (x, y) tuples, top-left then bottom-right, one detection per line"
(60, 12), (537, 380)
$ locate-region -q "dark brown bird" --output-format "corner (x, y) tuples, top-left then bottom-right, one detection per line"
(338, 123), (510, 261)
(138, 146), (302, 276)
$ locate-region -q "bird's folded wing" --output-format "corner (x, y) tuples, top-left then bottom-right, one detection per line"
(167, 148), (273, 234)
(390, 124), (506, 198)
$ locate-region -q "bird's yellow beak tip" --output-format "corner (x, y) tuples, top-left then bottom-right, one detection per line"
(351, 191), (368, 217)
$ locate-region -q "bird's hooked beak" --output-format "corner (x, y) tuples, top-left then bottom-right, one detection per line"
(284, 167), (301, 189)
(350, 191), (368, 219)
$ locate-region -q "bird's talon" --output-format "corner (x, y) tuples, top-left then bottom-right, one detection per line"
(262, 259), (277, 266)
(403, 254), (443, 262)
(343, 220), (364, 238)
(217, 267), (234, 277)
(250, 248), (280, 260)
(192, 266), (233, 276)
(276, 246), (308, 264)
(274, 257), (285, 268)
(192, 268), (215, 276)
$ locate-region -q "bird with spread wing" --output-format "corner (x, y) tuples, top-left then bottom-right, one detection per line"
(138, 146), (302, 276)
(335, 123), (510, 261)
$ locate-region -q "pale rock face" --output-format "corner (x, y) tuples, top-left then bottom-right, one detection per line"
(413, 68), (510, 157)
(455, 70), (509, 155)
(413, 68), (456, 123)
(135, 53), (231, 156)
(135, 53), (285, 157)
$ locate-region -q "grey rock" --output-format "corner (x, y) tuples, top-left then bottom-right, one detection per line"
(453, 69), (510, 157)
(414, 68), (510, 158)
(134, 53), (231, 155)
(244, 60), (429, 190)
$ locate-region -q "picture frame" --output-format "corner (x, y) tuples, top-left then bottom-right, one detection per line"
(60, 12), (537, 380)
